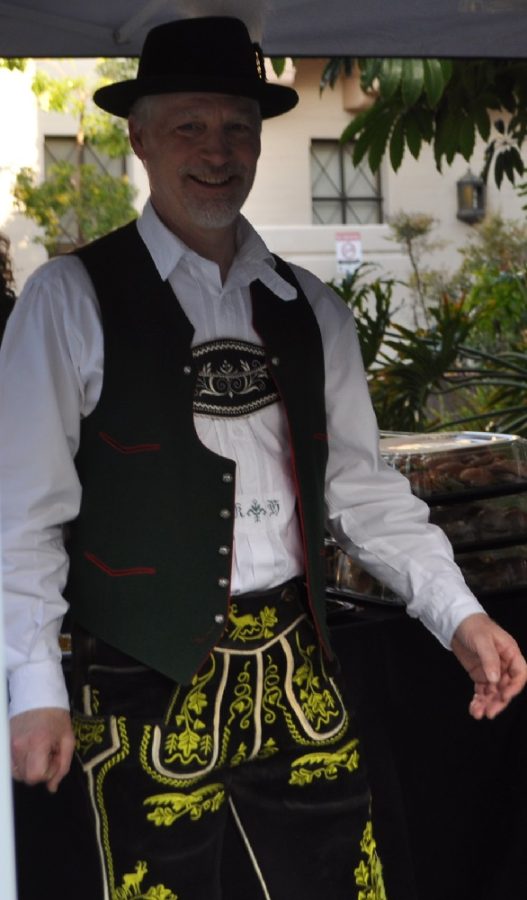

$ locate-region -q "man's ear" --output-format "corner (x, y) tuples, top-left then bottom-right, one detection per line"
(128, 118), (145, 162)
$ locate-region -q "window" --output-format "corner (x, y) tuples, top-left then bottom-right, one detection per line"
(310, 139), (382, 225)
(43, 136), (128, 251)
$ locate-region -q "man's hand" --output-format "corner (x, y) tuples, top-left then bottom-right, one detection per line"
(10, 708), (75, 793)
(452, 612), (527, 720)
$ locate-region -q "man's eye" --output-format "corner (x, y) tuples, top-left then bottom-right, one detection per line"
(227, 122), (253, 135)
(176, 122), (203, 134)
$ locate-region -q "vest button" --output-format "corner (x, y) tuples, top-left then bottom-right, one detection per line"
(218, 545), (230, 556)
(214, 613), (226, 624)
(219, 508), (231, 519)
(183, 365), (192, 375)
(271, 356), (280, 366)
(218, 577), (229, 589)
(222, 472), (233, 483)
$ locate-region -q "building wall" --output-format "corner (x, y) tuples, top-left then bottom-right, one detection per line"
(0, 58), (524, 296)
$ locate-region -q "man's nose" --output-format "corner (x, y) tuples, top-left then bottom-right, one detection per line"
(200, 127), (233, 162)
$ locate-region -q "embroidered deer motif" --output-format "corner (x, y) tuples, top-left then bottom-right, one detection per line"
(119, 860), (148, 897)
(228, 604), (278, 641)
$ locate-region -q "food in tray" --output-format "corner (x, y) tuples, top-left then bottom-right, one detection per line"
(327, 540), (527, 601)
(455, 547), (527, 595)
(380, 432), (527, 498)
(430, 499), (527, 546)
(325, 542), (402, 604)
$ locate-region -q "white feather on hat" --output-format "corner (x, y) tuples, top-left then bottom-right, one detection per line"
(176, 0), (269, 42)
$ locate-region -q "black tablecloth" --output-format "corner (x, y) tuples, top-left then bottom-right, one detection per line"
(13, 596), (527, 899)
(330, 595), (527, 900)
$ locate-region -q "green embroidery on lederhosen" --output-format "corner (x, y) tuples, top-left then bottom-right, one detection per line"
(73, 716), (106, 756)
(227, 603), (278, 641)
(288, 738), (360, 786)
(94, 716), (131, 897)
(162, 656), (217, 768)
(263, 651), (349, 748)
(144, 783), (226, 826)
(227, 659), (254, 730)
(354, 820), (387, 900)
(113, 859), (179, 899)
(292, 632), (341, 730)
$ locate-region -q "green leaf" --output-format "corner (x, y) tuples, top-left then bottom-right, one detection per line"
(413, 106), (434, 142)
(472, 102), (491, 141)
(439, 60), (453, 83)
(401, 58), (425, 108)
(404, 113), (423, 158)
(368, 112), (395, 171)
(270, 57), (286, 77)
(423, 59), (446, 107)
(459, 115), (476, 160)
(389, 117), (405, 170)
(360, 58), (383, 90)
(495, 151), (505, 188)
(379, 58), (404, 100)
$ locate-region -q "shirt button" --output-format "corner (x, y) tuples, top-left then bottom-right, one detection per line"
(218, 577), (229, 588)
(219, 508), (231, 519)
(214, 613), (225, 624)
(218, 545), (231, 556)
(271, 356), (280, 366)
(183, 365), (192, 375)
(222, 472), (233, 483)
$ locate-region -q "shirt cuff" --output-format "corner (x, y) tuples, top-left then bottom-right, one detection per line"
(410, 590), (487, 649)
(8, 659), (70, 718)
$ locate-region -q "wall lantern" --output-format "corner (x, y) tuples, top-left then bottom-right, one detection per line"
(456, 168), (486, 224)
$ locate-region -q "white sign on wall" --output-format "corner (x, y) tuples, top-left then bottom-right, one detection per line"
(336, 230), (363, 277)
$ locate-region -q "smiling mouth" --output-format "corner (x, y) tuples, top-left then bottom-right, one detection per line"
(189, 173), (237, 188)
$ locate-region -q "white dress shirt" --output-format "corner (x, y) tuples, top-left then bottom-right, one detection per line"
(0, 201), (484, 717)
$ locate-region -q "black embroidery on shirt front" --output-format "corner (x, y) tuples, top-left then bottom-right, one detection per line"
(192, 339), (279, 418)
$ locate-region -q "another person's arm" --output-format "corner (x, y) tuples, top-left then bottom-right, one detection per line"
(1, 257), (102, 788)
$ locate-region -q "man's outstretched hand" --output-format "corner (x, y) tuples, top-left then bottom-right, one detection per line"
(10, 707), (75, 793)
(452, 613), (527, 719)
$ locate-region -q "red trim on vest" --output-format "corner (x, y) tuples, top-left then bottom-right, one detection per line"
(84, 551), (157, 577)
(98, 431), (161, 454)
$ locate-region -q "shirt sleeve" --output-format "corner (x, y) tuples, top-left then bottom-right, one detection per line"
(292, 265), (486, 648)
(0, 256), (102, 716)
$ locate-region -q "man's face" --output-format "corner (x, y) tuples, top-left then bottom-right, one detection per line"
(129, 92), (261, 243)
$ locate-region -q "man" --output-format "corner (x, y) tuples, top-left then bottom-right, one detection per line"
(2, 16), (526, 900)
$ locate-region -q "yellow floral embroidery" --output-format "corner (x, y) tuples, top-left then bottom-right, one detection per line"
(289, 738), (360, 786)
(144, 783), (226, 826)
(230, 742), (248, 766)
(227, 660), (254, 730)
(257, 737), (279, 759)
(292, 635), (340, 730)
(113, 859), (178, 899)
(354, 821), (387, 900)
(73, 717), (106, 756)
(163, 659), (216, 767)
(228, 603), (278, 641)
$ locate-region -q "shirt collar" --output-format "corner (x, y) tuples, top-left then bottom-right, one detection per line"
(136, 199), (297, 302)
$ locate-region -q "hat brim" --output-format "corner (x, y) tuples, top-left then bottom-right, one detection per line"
(93, 76), (298, 119)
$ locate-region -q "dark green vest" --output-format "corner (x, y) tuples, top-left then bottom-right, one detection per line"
(66, 222), (331, 683)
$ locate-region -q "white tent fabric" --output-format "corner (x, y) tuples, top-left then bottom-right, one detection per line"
(0, 0), (526, 58)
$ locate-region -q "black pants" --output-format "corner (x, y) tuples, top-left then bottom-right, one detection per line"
(71, 581), (387, 899)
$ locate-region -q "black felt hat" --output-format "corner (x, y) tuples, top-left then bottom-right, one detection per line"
(93, 17), (298, 119)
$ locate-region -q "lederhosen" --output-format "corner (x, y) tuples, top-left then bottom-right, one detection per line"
(67, 223), (387, 900)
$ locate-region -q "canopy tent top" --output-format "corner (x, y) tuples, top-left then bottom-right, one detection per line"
(1, 0), (527, 58)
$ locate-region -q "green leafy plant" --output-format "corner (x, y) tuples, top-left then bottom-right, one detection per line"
(13, 59), (137, 256)
(320, 58), (527, 188)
